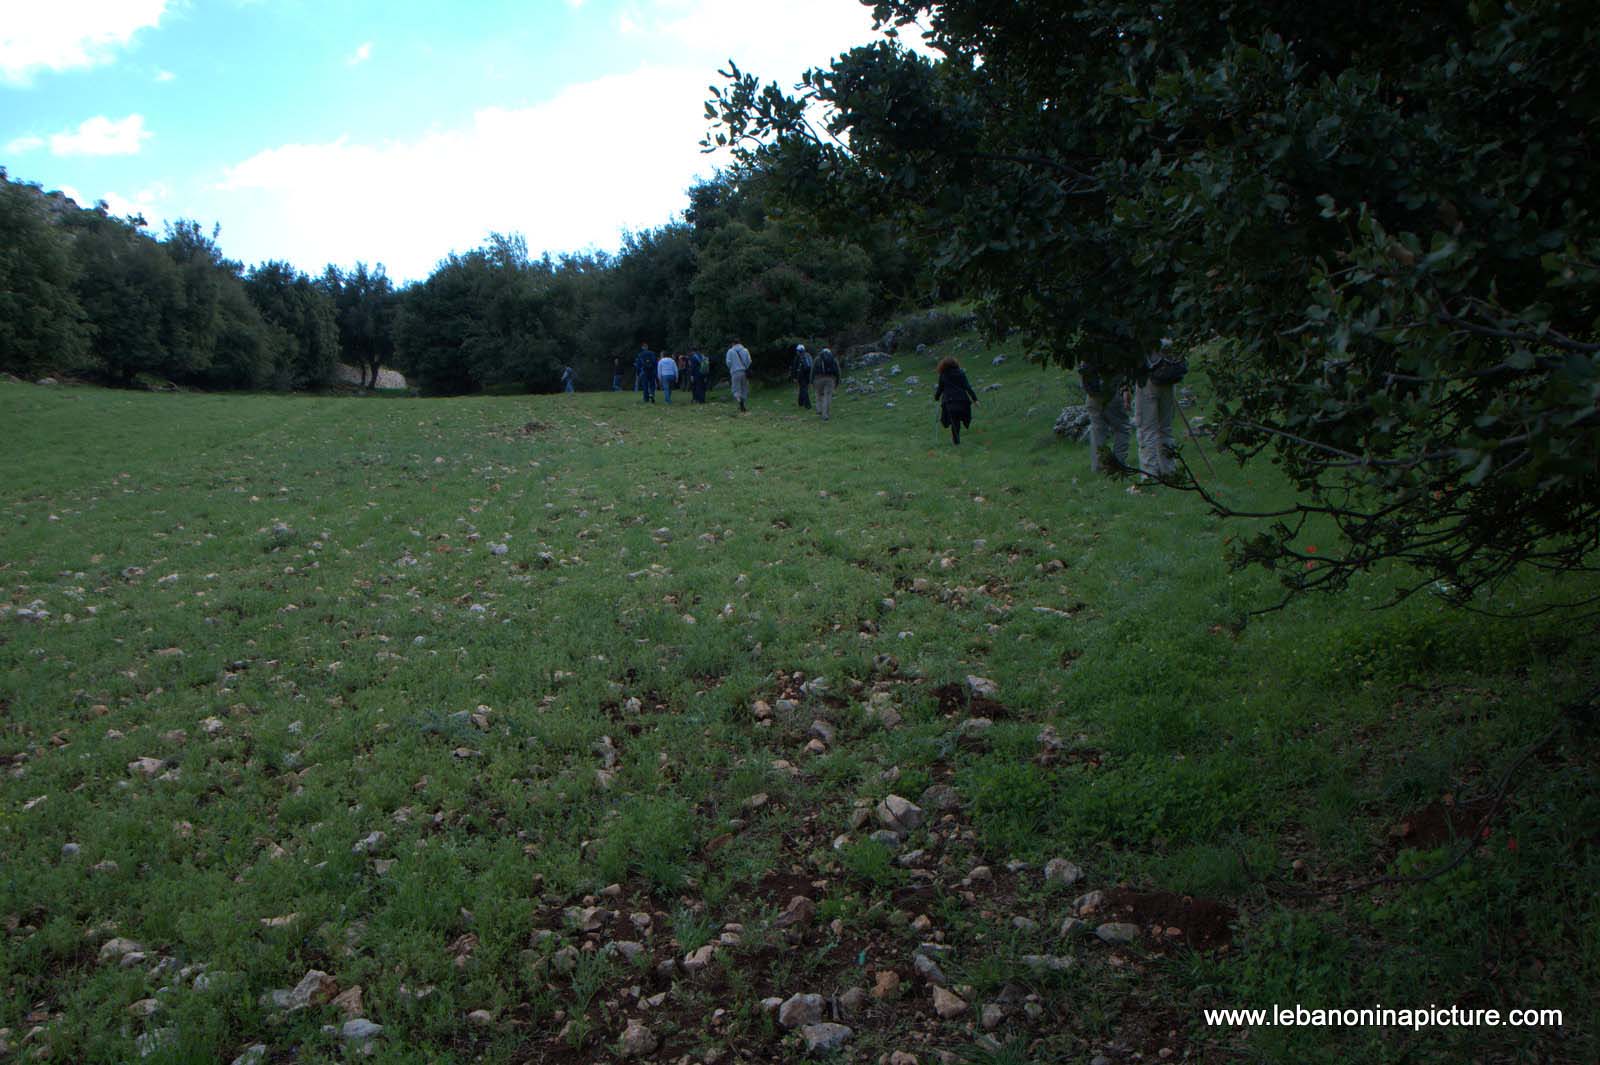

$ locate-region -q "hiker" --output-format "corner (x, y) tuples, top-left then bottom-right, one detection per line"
(689, 348), (709, 404)
(1081, 362), (1131, 473)
(1135, 338), (1185, 478)
(611, 357), (623, 391)
(560, 365), (576, 393)
(676, 351), (691, 383)
(933, 355), (979, 445)
(791, 344), (814, 409)
(812, 347), (841, 421)
(725, 338), (752, 413)
(656, 349), (680, 404)
(636, 343), (657, 403)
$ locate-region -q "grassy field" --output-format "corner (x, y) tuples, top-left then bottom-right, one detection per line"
(2, 340), (1596, 1064)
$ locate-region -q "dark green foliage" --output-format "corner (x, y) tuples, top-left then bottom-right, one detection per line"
(245, 261), (339, 389)
(321, 261), (398, 388)
(708, 0), (1600, 606)
(0, 173), (90, 377)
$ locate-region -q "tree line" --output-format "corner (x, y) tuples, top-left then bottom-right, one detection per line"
(1, 166), (934, 396)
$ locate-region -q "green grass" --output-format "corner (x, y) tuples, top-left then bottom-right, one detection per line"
(1, 342), (1596, 1064)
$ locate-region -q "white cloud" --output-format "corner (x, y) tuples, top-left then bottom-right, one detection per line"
(155, 69), (175, 82)
(6, 133), (45, 154)
(215, 65), (737, 280)
(617, 13), (639, 34)
(347, 42), (373, 67)
(208, 0), (914, 281)
(0, 0), (170, 85)
(49, 114), (152, 156)
(100, 182), (169, 221)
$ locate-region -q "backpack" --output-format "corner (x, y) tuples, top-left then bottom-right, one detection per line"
(1147, 356), (1188, 385)
(817, 350), (840, 377)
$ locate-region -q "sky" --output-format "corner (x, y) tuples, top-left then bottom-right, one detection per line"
(0, 0), (913, 282)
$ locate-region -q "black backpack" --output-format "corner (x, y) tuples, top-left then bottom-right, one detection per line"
(817, 350), (840, 377)
(1148, 356), (1188, 385)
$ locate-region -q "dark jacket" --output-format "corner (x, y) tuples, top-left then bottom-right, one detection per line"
(934, 366), (978, 409)
(635, 350), (657, 383)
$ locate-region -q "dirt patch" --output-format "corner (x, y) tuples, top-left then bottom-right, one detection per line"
(932, 682), (1009, 720)
(1101, 889), (1235, 951)
(1393, 798), (1494, 851)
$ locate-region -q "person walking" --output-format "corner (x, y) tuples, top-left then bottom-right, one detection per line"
(656, 350), (679, 404)
(689, 348), (709, 404)
(1135, 338), (1184, 478)
(611, 357), (623, 392)
(560, 364), (577, 393)
(637, 343), (658, 403)
(812, 347), (841, 421)
(725, 337), (752, 413)
(791, 345), (814, 409)
(933, 355), (979, 445)
(1081, 362), (1132, 473)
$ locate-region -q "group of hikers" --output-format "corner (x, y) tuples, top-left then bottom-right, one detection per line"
(558, 335), (1186, 475)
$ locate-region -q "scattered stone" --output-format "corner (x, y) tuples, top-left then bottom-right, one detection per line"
(619, 1021), (658, 1057)
(467, 1009), (494, 1027)
(98, 938), (144, 964)
(1053, 405), (1093, 441)
(839, 987), (870, 1015)
(136, 1028), (176, 1057)
(802, 1023), (853, 1053)
(774, 895), (816, 931)
(982, 1003), (1005, 1030)
(1043, 858), (1083, 887)
(229, 1046), (267, 1065)
(868, 829), (904, 850)
(889, 1053), (920, 1065)
(261, 970), (338, 1012)
(956, 717), (993, 739)
(1021, 955), (1075, 974)
(331, 986), (365, 1019)
(60, 842), (79, 859)
(1011, 916), (1039, 933)
(351, 832), (385, 855)
(1060, 917), (1091, 938)
(682, 944), (716, 973)
(127, 998), (161, 1017)
(919, 785), (960, 812)
(1095, 922), (1139, 945)
(1074, 890), (1106, 915)
(932, 986), (969, 1019)
(873, 970), (902, 1000)
(808, 720), (836, 745)
(964, 675), (999, 699)
(128, 757), (164, 777)
(341, 1018), (383, 1042)
(912, 953), (947, 986)
(779, 992), (824, 1028)
(877, 794), (925, 833)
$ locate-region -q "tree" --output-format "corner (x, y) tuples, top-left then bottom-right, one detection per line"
(246, 261), (339, 389)
(690, 219), (872, 363)
(322, 262), (398, 388)
(0, 172), (90, 377)
(708, 1), (1600, 608)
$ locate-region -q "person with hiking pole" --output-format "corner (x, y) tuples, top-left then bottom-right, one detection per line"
(933, 355), (979, 445)
(725, 337), (752, 413)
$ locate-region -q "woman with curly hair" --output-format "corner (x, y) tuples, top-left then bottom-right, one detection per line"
(933, 356), (979, 445)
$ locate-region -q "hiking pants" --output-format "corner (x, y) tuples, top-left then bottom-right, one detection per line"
(814, 375), (837, 419)
(1136, 380), (1178, 477)
(1086, 382), (1131, 473)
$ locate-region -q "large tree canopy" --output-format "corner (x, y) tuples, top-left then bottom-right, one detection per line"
(708, 0), (1600, 608)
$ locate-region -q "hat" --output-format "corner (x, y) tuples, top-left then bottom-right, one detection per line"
(821, 348), (832, 356)
(796, 344), (807, 353)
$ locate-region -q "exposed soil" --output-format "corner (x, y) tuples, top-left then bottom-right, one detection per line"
(1101, 888), (1236, 951)
(1393, 797), (1495, 851)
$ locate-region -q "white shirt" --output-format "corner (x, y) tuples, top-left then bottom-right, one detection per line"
(725, 343), (751, 374)
(656, 355), (678, 379)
